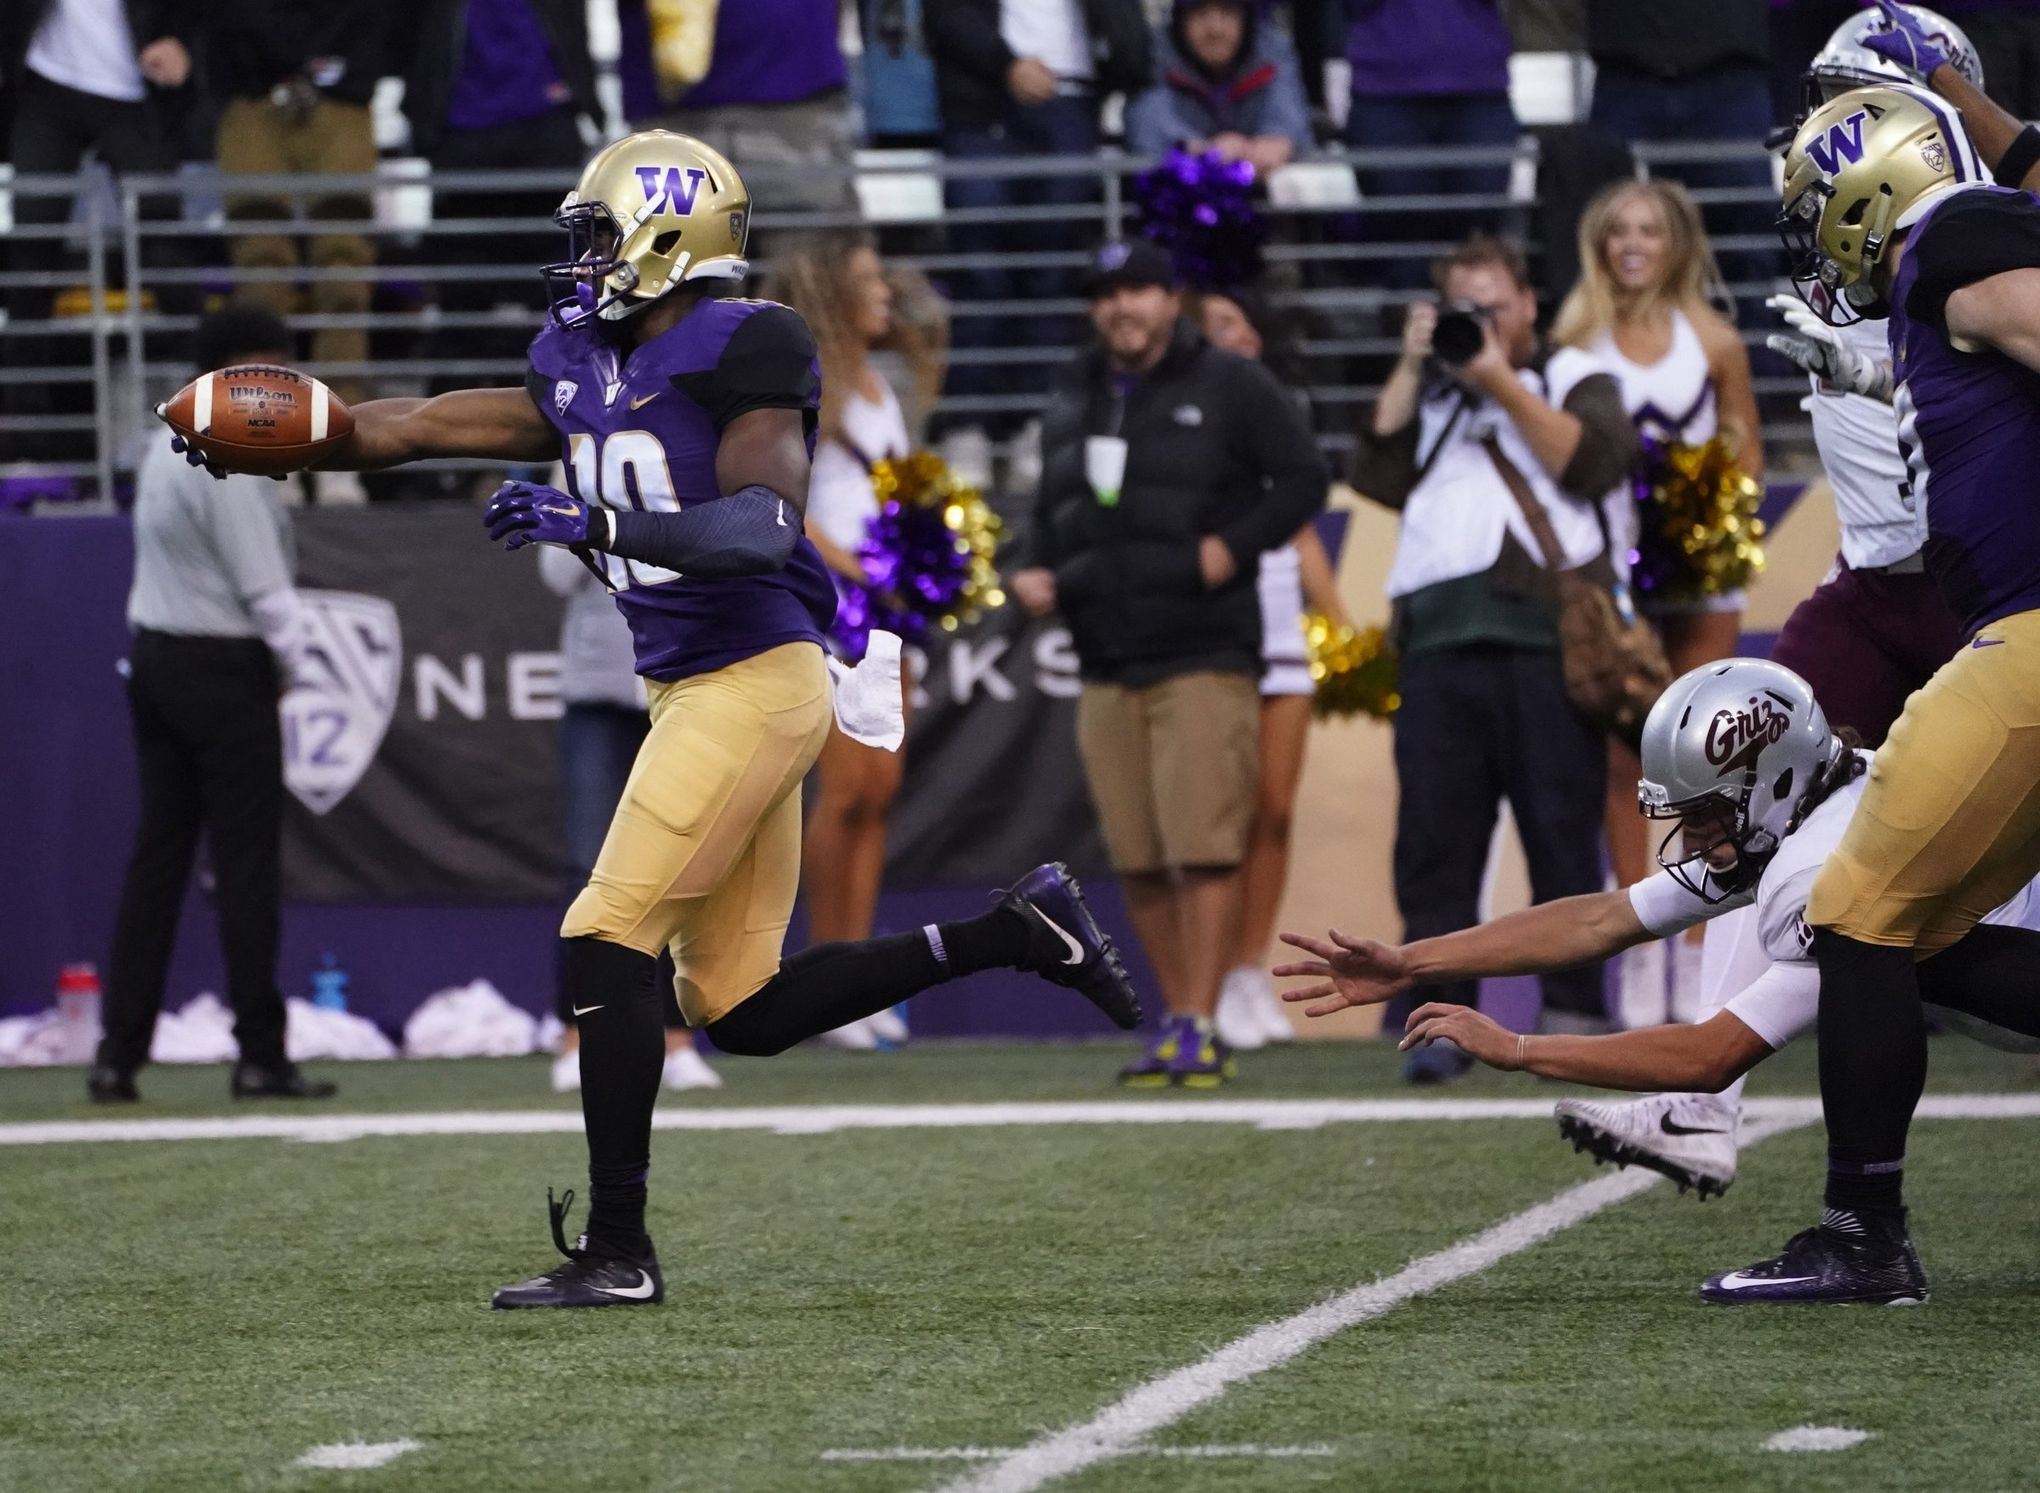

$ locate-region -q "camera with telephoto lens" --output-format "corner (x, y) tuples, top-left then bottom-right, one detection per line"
(1431, 300), (1495, 368)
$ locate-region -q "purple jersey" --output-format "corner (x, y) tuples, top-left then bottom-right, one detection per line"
(1890, 185), (2040, 637)
(527, 297), (838, 681)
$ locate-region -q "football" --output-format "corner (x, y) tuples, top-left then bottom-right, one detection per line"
(158, 364), (354, 477)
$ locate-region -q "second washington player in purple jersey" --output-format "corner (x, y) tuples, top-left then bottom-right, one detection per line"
(172, 130), (1143, 1311)
(1688, 84), (2040, 1306)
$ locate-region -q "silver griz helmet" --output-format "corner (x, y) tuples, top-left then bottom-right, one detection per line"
(1636, 659), (1845, 902)
(1807, 6), (1984, 107)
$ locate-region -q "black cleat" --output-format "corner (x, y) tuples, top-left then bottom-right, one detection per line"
(87, 1065), (139, 1104)
(491, 1190), (665, 1310)
(998, 861), (1143, 1029)
(1701, 1208), (1928, 1305)
(231, 1061), (337, 1100)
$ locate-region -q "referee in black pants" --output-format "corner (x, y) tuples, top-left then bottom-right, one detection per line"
(90, 307), (336, 1103)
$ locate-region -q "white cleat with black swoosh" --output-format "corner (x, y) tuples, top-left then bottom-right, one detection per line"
(491, 1189), (665, 1310)
(1554, 1092), (1740, 1199)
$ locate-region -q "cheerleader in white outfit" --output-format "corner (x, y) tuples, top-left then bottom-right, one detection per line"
(1555, 179), (1764, 1026)
(767, 235), (947, 1049)
(1195, 290), (1346, 1050)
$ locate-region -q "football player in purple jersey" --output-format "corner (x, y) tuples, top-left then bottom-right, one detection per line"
(1693, 84), (2040, 1306)
(193, 132), (1143, 1309)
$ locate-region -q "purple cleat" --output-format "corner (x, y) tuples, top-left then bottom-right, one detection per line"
(1700, 1208), (1928, 1306)
(999, 862), (1143, 1030)
(1168, 1017), (1235, 1089)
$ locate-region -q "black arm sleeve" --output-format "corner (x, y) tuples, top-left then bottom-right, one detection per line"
(601, 486), (800, 577)
(525, 367), (555, 425)
(1903, 190), (2040, 336)
(671, 302), (821, 438)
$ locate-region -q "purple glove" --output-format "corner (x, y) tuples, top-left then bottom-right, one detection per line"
(1864, 0), (1952, 82)
(483, 479), (599, 551)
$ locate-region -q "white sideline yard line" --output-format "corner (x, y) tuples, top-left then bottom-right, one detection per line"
(2, 1093), (2038, 1147)
(928, 1116), (1814, 1493)
(819, 1444), (1332, 1463)
(293, 1439), (420, 1470)
(1763, 1426), (1873, 1453)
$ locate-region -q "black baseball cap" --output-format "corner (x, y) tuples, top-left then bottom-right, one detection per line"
(1083, 239), (1179, 298)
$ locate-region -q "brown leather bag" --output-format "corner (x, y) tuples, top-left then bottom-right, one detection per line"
(1481, 435), (1671, 746)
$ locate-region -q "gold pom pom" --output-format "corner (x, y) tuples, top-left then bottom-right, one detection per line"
(1640, 437), (1767, 606)
(1303, 612), (1399, 720)
(865, 450), (1007, 633)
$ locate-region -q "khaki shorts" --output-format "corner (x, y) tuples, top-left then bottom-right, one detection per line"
(1076, 671), (1260, 875)
(562, 643), (833, 1025)
(1808, 608), (2040, 953)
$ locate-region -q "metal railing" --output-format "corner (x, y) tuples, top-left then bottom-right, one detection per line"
(0, 138), (1805, 503)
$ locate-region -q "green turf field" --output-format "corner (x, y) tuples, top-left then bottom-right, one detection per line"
(4, 1038), (2038, 1492)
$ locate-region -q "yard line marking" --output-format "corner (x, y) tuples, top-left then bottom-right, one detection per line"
(930, 1115), (1812, 1493)
(0, 1094), (2032, 1148)
(1763, 1426), (1873, 1453)
(820, 1445), (1331, 1463)
(293, 1439), (421, 1470)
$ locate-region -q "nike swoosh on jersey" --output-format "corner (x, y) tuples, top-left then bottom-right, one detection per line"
(595, 1272), (657, 1300)
(1713, 1270), (1816, 1291)
(630, 393), (659, 410)
(572, 1004), (605, 1016)
(1035, 911), (1087, 966)
(1973, 636), (2006, 648)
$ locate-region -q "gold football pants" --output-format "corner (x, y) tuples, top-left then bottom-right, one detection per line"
(1808, 608), (2040, 952)
(562, 642), (832, 1024)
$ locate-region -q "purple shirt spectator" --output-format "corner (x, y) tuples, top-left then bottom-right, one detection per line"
(1347, 0), (1512, 99)
(445, 0), (570, 131)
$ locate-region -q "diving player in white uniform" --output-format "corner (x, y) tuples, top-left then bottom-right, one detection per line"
(1275, 659), (2040, 1199)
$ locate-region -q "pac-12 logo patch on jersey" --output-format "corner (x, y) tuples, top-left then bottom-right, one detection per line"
(283, 591), (402, 815)
(553, 380), (578, 416)
(1806, 110), (1869, 177)
(635, 165), (708, 215)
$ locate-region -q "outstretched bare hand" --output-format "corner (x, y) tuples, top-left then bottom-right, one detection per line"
(1272, 929), (1415, 1018)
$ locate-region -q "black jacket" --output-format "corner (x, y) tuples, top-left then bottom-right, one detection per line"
(400, 0), (602, 155)
(203, 0), (391, 105)
(4, 0), (192, 110)
(925, 0), (1152, 132)
(1030, 322), (1328, 683)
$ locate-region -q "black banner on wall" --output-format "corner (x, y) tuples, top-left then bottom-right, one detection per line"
(282, 509), (1103, 903)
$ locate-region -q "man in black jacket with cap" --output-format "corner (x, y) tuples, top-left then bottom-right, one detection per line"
(1013, 240), (1328, 1087)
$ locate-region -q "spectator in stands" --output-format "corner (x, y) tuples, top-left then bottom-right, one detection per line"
(2, 0), (194, 460)
(1586, 0), (1774, 300)
(91, 306), (336, 1105)
(1352, 235), (1636, 1078)
(1191, 287), (1348, 1054)
(1552, 178), (1762, 1027)
(1012, 240), (1327, 1087)
(206, 2), (388, 428)
(766, 231), (948, 1048)
(860, 0), (943, 147)
(537, 544), (721, 1093)
(926, 0), (1153, 431)
(1126, 0), (1314, 172)
(1294, 0), (1518, 278)
(615, 0), (858, 214)
(402, 1), (603, 406)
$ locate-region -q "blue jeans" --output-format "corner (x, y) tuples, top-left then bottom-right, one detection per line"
(940, 94), (1100, 422)
(1590, 64), (1778, 306)
(1343, 92), (1520, 287)
(557, 702), (681, 1025)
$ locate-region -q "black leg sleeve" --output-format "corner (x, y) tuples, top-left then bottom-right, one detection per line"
(706, 933), (945, 1056)
(563, 936), (665, 1254)
(1814, 929), (1926, 1215)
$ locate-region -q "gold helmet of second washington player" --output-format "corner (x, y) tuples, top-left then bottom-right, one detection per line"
(544, 131), (752, 325)
(1780, 83), (1983, 324)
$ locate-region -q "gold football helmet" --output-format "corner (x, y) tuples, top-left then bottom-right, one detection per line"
(1780, 83), (1983, 324)
(544, 131), (751, 324)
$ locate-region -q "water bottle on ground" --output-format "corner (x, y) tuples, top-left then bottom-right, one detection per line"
(56, 963), (102, 1065)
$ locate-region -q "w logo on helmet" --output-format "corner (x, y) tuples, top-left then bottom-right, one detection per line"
(1805, 110), (1870, 177)
(634, 165), (708, 215)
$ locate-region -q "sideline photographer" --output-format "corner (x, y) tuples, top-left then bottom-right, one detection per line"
(1353, 235), (1638, 1073)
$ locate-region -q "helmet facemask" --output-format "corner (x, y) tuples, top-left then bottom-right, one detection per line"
(1643, 784), (1784, 905)
(1779, 180), (1896, 326)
